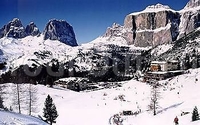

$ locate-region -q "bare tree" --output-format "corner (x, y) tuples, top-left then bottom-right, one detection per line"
(12, 78), (26, 114)
(26, 80), (38, 115)
(148, 82), (161, 115)
(0, 84), (5, 109)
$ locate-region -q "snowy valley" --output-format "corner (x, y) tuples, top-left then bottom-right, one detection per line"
(1, 0), (200, 125)
(1, 68), (200, 125)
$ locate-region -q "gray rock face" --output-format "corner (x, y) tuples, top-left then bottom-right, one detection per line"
(0, 18), (40, 39)
(178, 0), (200, 39)
(0, 18), (78, 47)
(25, 22), (40, 36)
(123, 4), (181, 47)
(43, 19), (78, 46)
(0, 18), (26, 39)
(102, 23), (135, 45)
(104, 23), (124, 38)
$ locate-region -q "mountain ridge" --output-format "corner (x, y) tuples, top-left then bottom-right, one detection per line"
(99, 0), (200, 47)
(0, 18), (78, 47)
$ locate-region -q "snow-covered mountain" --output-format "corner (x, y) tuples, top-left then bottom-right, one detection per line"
(184, 0), (200, 9)
(0, 18), (78, 46)
(97, 0), (200, 47)
(0, 18), (28, 39)
(0, 32), (149, 89)
(148, 26), (200, 67)
(1, 1), (200, 125)
(0, 0), (200, 86)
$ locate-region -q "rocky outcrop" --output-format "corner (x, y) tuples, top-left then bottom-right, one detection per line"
(25, 22), (40, 36)
(0, 18), (26, 39)
(184, 0), (200, 9)
(0, 18), (78, 47)
(103, 23), (132, 43)
(124, 4), (181, 47)
(178, 0), (200, 39)
(104, 23), (124, 38)
(0, 18), (40, 38)
(43, 19), (78, 46)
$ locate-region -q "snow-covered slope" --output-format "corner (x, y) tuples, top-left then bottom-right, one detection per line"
(0, 35), (78, 72)
(1, 68), (200, 125)
(0, 33), (149, 80)
(0, 110), (47, 125)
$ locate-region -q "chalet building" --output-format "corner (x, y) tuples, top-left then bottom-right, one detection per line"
(150, 61), (168, 72)
(144, 60), (183, 82)
(167, 60), (179, 71)
(150, 60), (179, 72)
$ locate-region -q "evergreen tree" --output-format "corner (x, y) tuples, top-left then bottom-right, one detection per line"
(192, 106), (199, 121)
(185, 53), (191, 69)
(43, 95), (58, 125)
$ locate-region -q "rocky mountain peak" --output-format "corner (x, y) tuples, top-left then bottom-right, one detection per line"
(112, 23), (121, 29)
(103, 23), (124, 38)
(0, 18), (26, 39)
(184, 0), (200, 9)
(25, 22), (40, 36)
(43, 19), (78, 46)
(10, 18), (23, 27)
(0, 18), (78, 46)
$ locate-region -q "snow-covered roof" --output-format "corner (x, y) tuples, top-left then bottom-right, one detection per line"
(168, 60), (179, 63)
(55, 77), (89, 84)
(148, 71), (168, 74)
(151, 61), (167, 64)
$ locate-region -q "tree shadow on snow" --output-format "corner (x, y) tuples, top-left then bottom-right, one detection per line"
(157, 102), (184, 114)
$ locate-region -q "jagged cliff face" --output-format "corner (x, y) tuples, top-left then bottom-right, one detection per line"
(0, 18), (40, 39)
(0, 18), (78, 46)
(0, 18), (27, 38)
(43, 19), (78, 46)
(103, 0), (200, 47)
(178, 10), (200, 39)
(25, 22), (40, 36)
(124, 4), (181, 47)
(178, 0), (200, 39)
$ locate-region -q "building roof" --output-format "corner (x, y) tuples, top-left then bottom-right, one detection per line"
(151, 61), (167, 64)
(168, 60), (179, 63)
(149, 71), (168, 74)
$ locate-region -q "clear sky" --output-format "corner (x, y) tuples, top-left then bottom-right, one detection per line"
(0, 0), (189, 44)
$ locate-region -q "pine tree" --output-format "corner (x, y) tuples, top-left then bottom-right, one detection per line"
(43, 95), (58, 125)
(192, 106), (199, 121)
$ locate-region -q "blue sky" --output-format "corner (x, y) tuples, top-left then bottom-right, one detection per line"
(0, 0), (189, 44)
